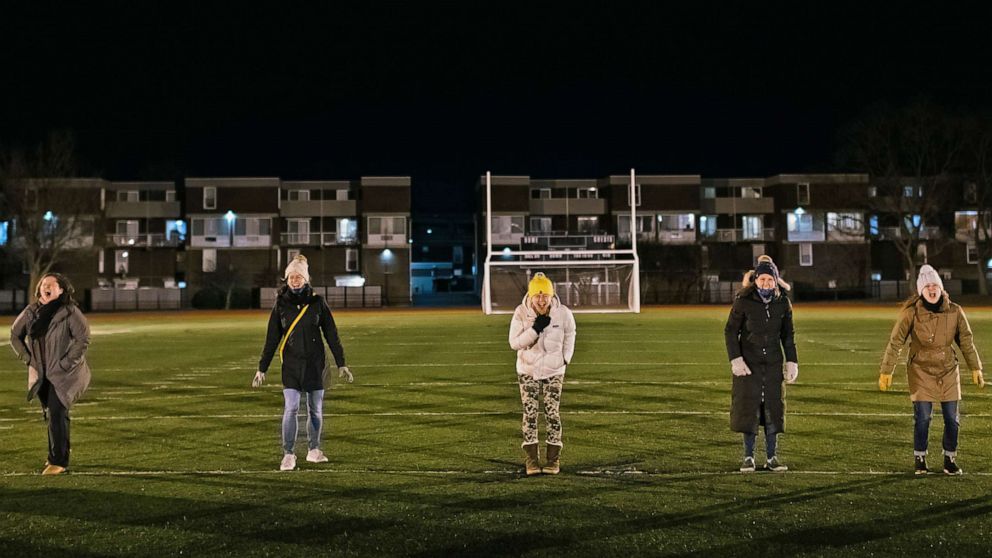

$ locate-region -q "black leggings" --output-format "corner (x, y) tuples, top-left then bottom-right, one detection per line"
(39, 380), (70, 467)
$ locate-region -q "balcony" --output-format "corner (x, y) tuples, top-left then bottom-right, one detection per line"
(366, 233), (408, 248)
(529, 198), (607, 215)
(701, 198), (775, 214)
(657, 230), (697, 244)
(105, 201), (181, 219)
(190, 235), (231, 248)
(280, 232), (360, 246)
(709, 228), (775, 242)
(233, 234), (272, 248)
(877, 226), (941, 241)
(787, 230), (826, 242)
(280, 200), (357, 217)
(491, 232), (525, 246)
(107, 233), (183, 248)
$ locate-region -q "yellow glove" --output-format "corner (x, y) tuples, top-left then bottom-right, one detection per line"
(878, 373), (893, 391)
(973, 370), (985, 389)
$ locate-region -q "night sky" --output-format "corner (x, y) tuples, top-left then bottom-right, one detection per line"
(3, 4), (991, 212)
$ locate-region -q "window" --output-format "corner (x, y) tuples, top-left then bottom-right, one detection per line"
(491, 215), (524, 235)
(235, 217), (271, 237)
(577, 187), (598, 199)
(741, 186), (762, 199)
(115, 250), (129, 274)
(869, 215), (879, 236)
(0, 221), (7, 246)
(165, 220), (186, 242)
(203, 186), (217, 209)
(116, 220), (139, 244)
(904, 214), (922, 234)
(576, 216), (599, 234)
(335, 189), (349, 201)
(903, 185), (922, 198)
(965, 182), (978, 204)
(967, 243), (979, 264)
(787, 212), (814, 233)
(286, 218), (310, 243)
(657, 213), (694, 231)
(627, 184), (641, 207)
(742, 216), (763, 240)
(192, 217), (226, 237)
(531, 188), (551, 199)
(337, 218), (358, 243)
(202, 249), (217, 273)
(797, 183), (810, 205)
(287, 248), (301, 262)
(827, 212), (864, 235)
(346, 248), (358, 272)
(867, 186), (877, 198)
(799, 243), (813, 266)
(530, 217), (552, 234)
(453, 245), (463, 265)
(699, 215), (717, 237)
(703, 187), (716, 199)
(98, 250), (104, 274)
(117, 191), (139, 202)
(166, 190), (177, 202)
(368, 216), (406, 235)
(288, 190), (310, 201)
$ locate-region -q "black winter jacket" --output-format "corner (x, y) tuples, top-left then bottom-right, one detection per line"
(258, 286), (346, 391)
(724, 286), (797, 434)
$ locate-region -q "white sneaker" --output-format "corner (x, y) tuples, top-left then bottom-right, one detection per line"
(280, 454), (297, 471)
(306, 448), (328, 463)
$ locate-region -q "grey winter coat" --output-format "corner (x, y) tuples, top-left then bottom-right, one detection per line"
(724, 286), (797, 434)
(10, 303), (92, 408)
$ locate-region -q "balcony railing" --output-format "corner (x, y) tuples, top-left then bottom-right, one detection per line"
(280, 232), (360, 246)
(710, 228), (775, 242)
(366, 233), (408, 248)
(233, 234), (272, 248)
(107, 233), (183, 247)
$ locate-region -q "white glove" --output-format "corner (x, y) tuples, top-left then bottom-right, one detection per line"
(251, 371), (266, 388)
(730, 356), (752, 377)
(338, 366), (354, 383)
(784, 362), (799, 384)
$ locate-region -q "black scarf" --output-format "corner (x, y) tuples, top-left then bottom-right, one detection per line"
(922, 296), (943, 313)
(30, 294), (65, 338)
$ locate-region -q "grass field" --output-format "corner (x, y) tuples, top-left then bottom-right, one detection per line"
(2, 304), (992, 557)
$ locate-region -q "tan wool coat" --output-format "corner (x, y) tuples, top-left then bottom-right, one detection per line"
(880, 294), (982, 402)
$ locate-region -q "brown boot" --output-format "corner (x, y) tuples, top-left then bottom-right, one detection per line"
(523, 443), (541, 476)
(543, 444), (561, 475)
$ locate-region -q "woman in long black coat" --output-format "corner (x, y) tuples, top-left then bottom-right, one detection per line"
(724, 255), (798, 473)
(253, 255), (352, 471)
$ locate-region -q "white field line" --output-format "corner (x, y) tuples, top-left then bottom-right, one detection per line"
(0, 468), (990, 478)
(333, 362), (884, 367)
(3, 410), (992, 423)
(0, 326), (136, 347)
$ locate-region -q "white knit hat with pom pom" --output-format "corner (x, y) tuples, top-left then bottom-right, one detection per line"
(284, 254), (311, 284)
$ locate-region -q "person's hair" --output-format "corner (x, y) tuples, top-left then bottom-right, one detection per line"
(35, 273), (77, 306)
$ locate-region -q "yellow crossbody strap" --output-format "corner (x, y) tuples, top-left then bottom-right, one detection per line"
(278, 304), (310, 362)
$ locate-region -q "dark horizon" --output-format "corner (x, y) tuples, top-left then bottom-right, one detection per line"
(3, 4), (991, 213)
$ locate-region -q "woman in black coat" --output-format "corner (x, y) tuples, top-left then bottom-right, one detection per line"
(724, 256), (798, 473)
(253, 255), (352, 471)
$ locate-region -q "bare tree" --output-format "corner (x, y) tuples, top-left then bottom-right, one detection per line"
(841, 100), (964, 292)
(0, 132), (99, 300)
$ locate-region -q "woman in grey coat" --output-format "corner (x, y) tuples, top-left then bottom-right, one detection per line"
(9, 273), (91, 475)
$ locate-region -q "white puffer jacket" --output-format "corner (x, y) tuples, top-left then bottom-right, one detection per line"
(508, 295), (576, 379)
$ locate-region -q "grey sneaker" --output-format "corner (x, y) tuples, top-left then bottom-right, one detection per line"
(943, 455), (962, 476)
(766, 456), (788, 472)
(740, 456), (756, 473)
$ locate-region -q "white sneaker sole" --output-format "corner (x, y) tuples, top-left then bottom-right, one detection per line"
(306, 456), (329, 463)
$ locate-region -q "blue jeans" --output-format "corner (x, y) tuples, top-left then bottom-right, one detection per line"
(282, 389), (324, 454)
(913, 401), (959, 456)
(743, 429), (778, 460)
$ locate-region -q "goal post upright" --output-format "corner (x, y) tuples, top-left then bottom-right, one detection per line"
(630, 168), (641, 313)
(482, 170), (494, 314)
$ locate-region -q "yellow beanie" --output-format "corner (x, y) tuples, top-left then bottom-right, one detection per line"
(527, 272), (555, 297)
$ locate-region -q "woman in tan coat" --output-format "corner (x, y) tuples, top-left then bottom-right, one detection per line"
(879, 265), (984, 475)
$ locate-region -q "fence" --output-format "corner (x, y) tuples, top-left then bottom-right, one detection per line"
(260, 286), (383, 309)
(89, 288), (185, 311)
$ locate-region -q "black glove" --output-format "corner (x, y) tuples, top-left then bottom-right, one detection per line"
(533, 314), (551, 334)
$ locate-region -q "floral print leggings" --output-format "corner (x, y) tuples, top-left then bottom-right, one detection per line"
(518, 374), (564, 447)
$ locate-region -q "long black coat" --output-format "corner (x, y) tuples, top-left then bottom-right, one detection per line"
(258, 286), (346, 391)
(724, 286), (797, 434)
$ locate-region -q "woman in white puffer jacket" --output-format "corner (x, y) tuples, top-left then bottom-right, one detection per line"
(508, 272), (576, 475)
